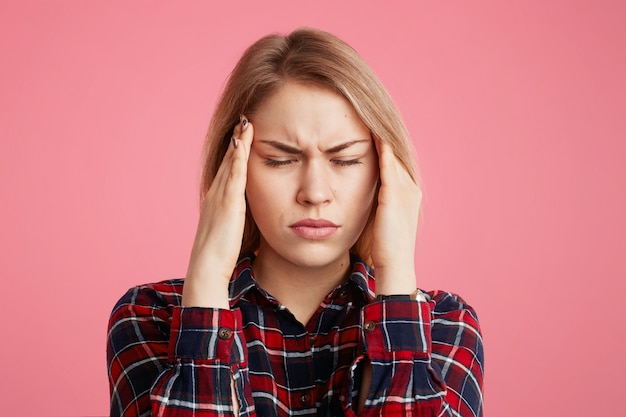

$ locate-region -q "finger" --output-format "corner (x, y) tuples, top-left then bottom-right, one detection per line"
(226, 116), (254, 196)
(377, 139), (419, 188)
(232, 115), (254, 160)
(375, 139), (397, 186)
(204, 116), (247, 202)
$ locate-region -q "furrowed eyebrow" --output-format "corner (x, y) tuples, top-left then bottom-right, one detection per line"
(325, 140), (369, 153)
(257, 140), (302, 154)
(257, 139), (369, 154)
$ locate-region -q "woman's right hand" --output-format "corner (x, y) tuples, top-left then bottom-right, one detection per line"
(182, 116), (254, 308)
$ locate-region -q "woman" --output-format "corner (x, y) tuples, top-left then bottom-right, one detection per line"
(107, 28), (484, 417)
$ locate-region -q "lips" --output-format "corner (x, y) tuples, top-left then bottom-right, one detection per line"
(289, 218), (339, 239)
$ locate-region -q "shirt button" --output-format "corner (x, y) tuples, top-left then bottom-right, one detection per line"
(338, 289), (348, 298)
(309, 334), (317, 344)
(218, 327), (233, 339)
(300, 393), (311, 405)
(364, 321), (376, 333)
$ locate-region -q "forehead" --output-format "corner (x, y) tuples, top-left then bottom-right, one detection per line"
(251, 82), (371, 147)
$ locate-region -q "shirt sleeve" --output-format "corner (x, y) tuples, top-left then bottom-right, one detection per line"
(107, 285), (255, 417)
(356, 292), (484, 417)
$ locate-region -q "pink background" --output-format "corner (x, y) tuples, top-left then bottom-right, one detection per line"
(1, 1), (624, 416)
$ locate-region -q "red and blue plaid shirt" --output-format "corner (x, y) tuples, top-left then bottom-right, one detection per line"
(107, 254), (483, 416)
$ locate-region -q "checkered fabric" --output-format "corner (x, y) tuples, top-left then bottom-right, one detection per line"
(107, 254), (483, 416)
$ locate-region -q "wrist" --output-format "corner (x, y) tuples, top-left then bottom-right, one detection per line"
(182, 278), (230, 309)
(373, 267), (416, 296)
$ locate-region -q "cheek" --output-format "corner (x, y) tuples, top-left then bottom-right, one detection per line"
(246, 166), (284, 223)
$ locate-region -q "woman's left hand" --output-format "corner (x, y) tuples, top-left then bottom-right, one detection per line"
(370, 139), (422, 295)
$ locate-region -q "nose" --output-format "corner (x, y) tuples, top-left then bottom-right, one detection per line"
(296, 160), (334, 206)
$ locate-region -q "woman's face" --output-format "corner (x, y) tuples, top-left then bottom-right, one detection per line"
(246, 81), (379, 270)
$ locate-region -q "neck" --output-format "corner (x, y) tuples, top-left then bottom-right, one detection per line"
(252, 242), (352, 325)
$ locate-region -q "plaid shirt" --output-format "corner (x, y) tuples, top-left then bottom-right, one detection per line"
(107, 254), (483, 417)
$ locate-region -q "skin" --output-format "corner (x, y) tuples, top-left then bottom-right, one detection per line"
(245, 83), (379, 323)
(182, 80), (422, 413)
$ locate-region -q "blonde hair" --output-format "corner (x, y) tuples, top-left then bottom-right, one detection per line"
(200, 27), (419, 264)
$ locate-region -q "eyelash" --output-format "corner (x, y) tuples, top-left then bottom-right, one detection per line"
(264, 159), (363, 167)
(264, 159), (293, 167)
(332, 159), (363, 167)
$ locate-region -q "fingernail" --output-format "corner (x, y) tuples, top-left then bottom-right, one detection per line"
(242, 117), (248, 131)
(231, 136), (238, 149)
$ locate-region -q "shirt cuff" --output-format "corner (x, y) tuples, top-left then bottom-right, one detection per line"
(168, 306), (245, 364)
(361, 298), (432, 356)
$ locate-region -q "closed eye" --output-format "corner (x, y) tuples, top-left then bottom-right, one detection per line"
(264, 158), (363, 167)
(332, 159), (363, 167)
(264, 159), (294, 167)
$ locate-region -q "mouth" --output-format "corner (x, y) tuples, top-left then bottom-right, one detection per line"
(289, 218), (339, 239)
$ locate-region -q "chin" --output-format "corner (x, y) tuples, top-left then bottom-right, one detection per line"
(261, 239), (352, 270)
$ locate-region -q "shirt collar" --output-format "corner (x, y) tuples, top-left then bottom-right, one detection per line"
(228, 252), (376, 307)
(346, 252), (376, 302)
